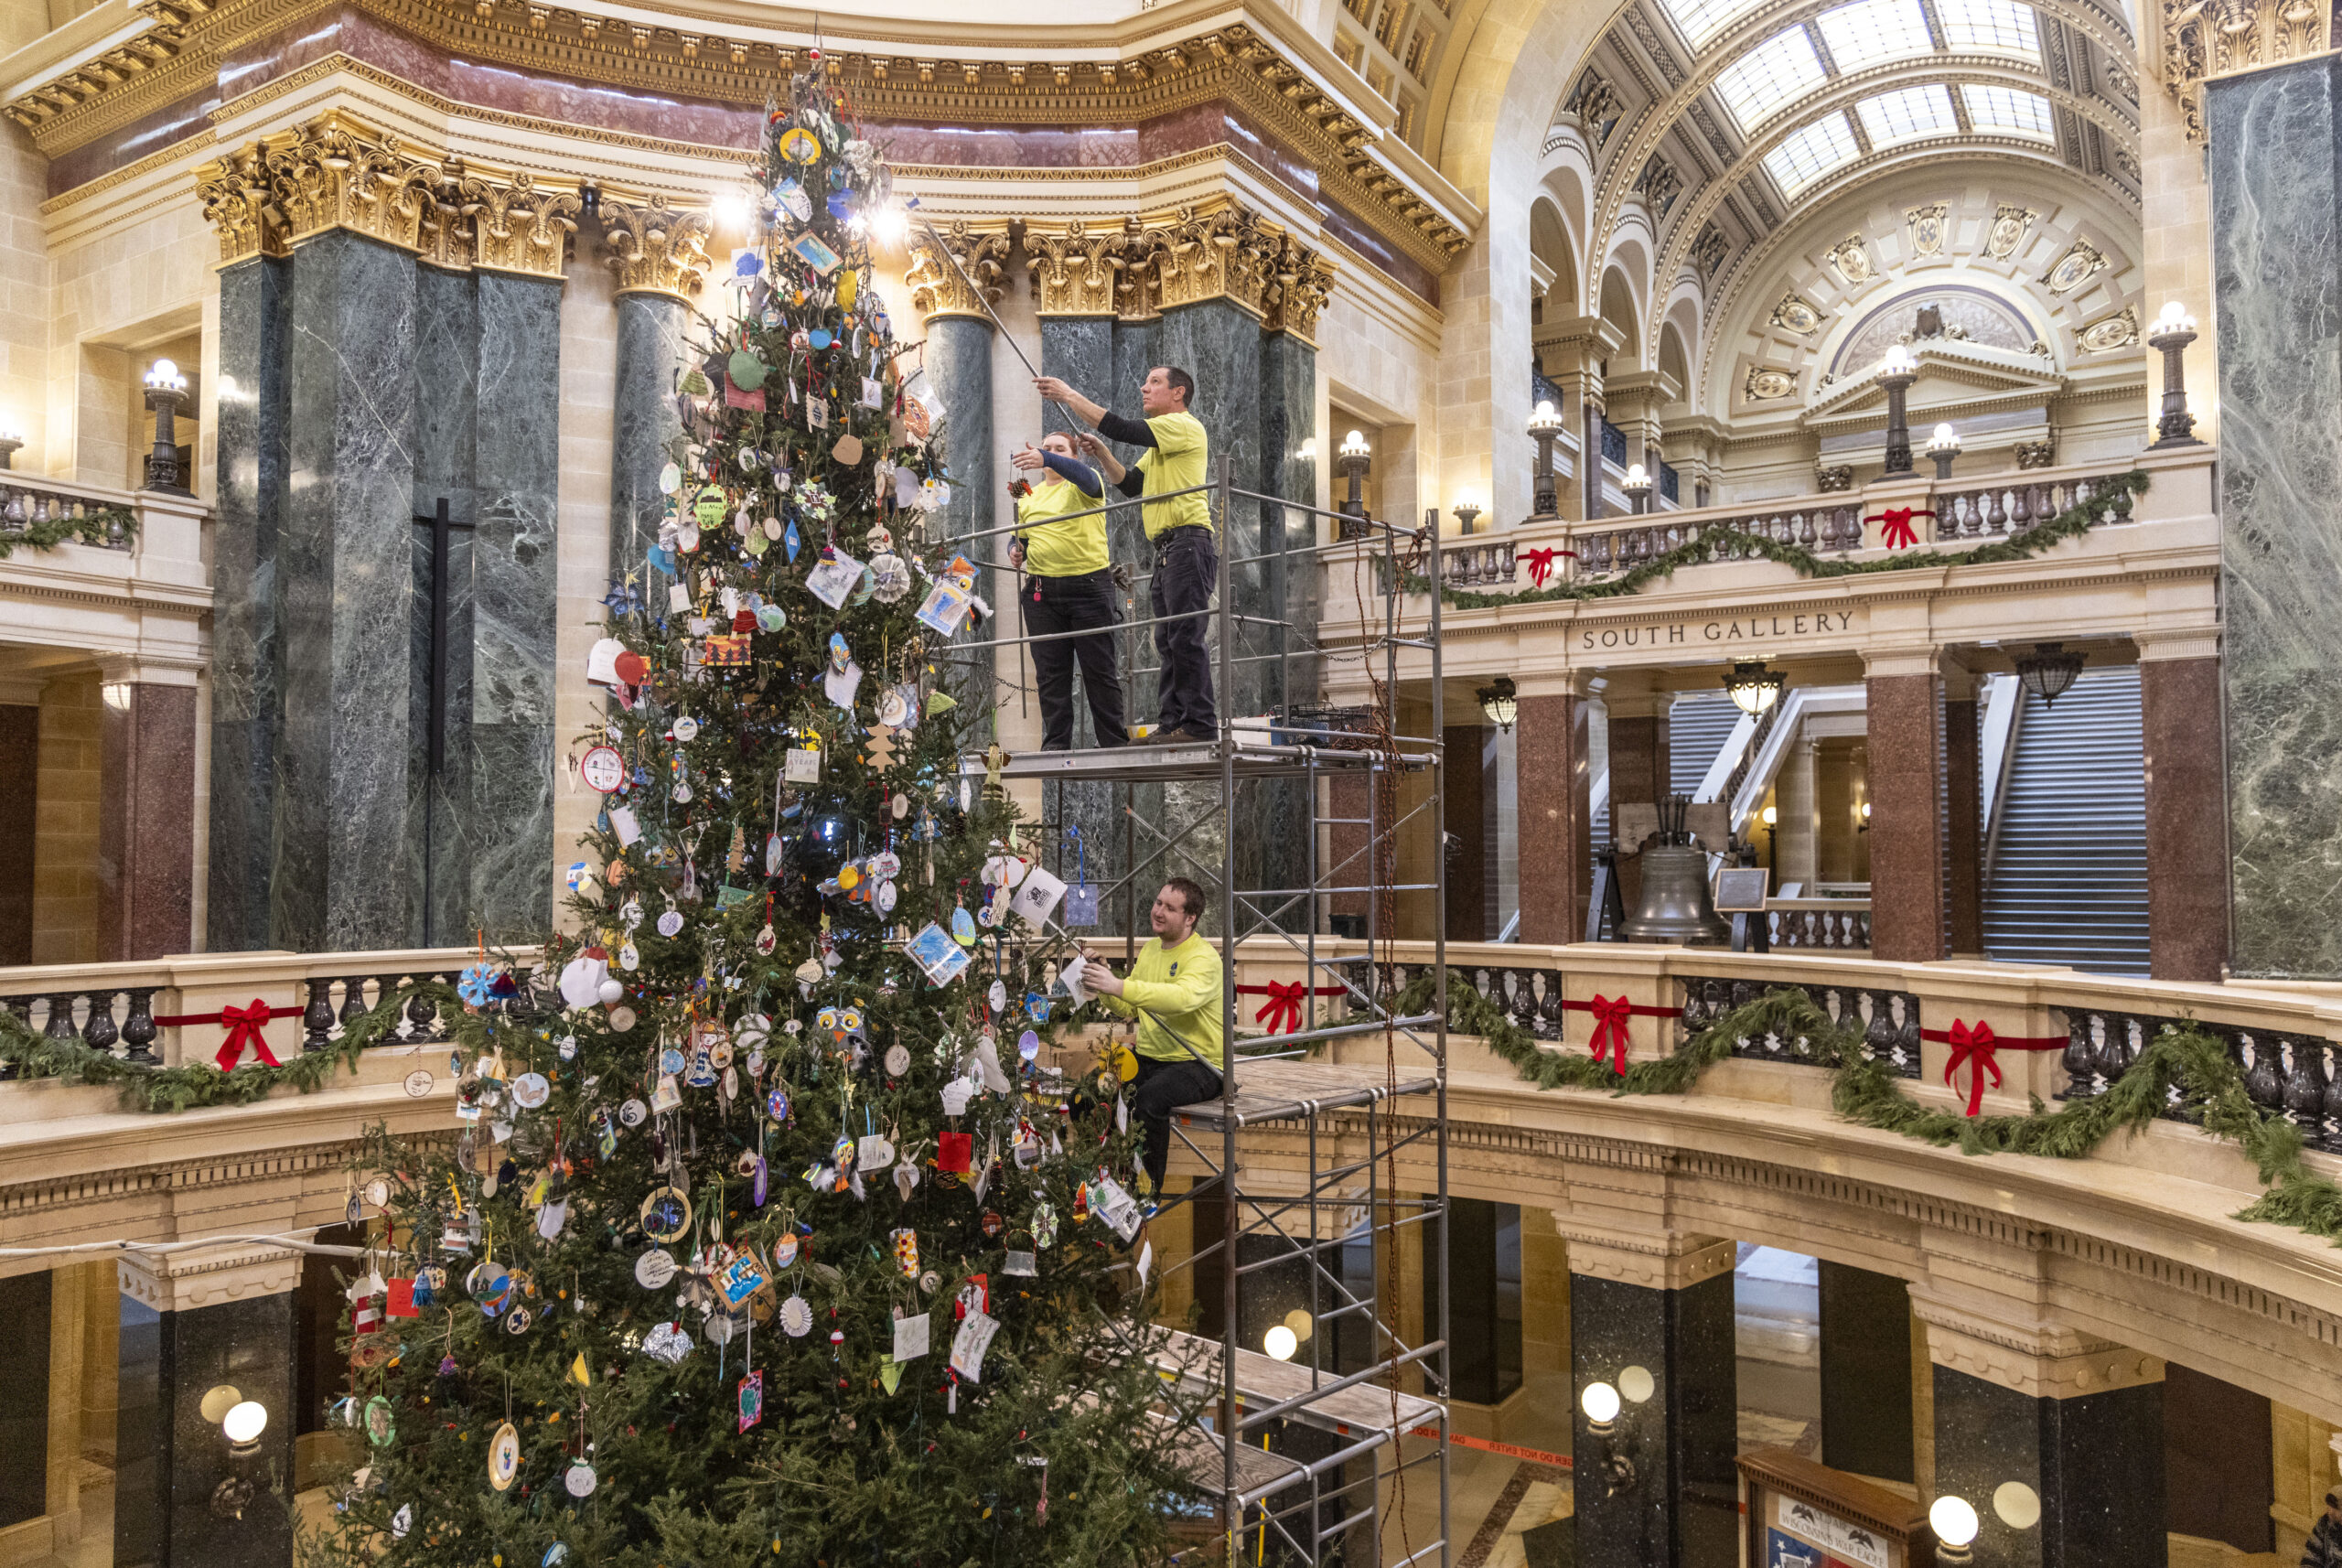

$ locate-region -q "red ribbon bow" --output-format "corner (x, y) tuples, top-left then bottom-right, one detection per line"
(214, 1000), (281, 1071)
(1524, 547), (1567, 587)
(1252, 982), (1306, 1036)
(1866, 507), (1937, 550)
(1585, 993), (1635, 1075)
(1941, 1018), (2000, 1116)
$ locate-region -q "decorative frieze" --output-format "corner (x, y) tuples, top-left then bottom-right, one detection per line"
(596, 191), (714, 300)
(192, 109), (589, 280)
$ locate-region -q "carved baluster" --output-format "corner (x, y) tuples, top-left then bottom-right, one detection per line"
(2283, 1036), (2328, 1137)
(1537, 975), (1567, 1038)
(2242, 1033), (2285, 1112)
(1510, 972), (1539, 1033)
(304, 978), (338, 1053)
(44, 993), (79, 1042)
(340, 976), (372, 1036)
(83, 991), (119, 1055)
(2058, 1013), (2095, 1100)
(406, 980), (439, 1042)
(2321, 1041), (2342, 1154)
(121, 988), (159, 1065)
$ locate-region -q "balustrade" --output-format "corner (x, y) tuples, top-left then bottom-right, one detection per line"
(1439, 542), (1519, 588)
(1680, 973), (1922, 1077)
(1764, 901), (1873, 950)
(0, 473), (135, 549)
(1932, 471), (2133, 541)
(2056, 1006), (2342, 1153)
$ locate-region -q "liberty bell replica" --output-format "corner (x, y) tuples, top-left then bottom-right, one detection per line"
(1620, 793), (1730, 944)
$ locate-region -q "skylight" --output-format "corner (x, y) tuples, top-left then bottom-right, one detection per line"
(1936, 0), (2041, 57)
(1856, 83), (1960, 145)
(1713, 27), (1831, 132)
(1661, 0), (1771, 50)
(1961, 83), (2057, 140)
(1814, 0), (1937, 70)
(1763, 113), (1863, 194)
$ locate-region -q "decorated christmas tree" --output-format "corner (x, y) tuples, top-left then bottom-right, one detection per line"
(312, 69), (1192, 1568)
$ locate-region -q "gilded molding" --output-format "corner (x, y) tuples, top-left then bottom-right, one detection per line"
(1018, 201), (1336, 341)
(193, 108), (589, 277)
(908, 221), (1012, 320)
(1025, 219), (1127, 317)
(596, 192), (714, 299)
(2160, 0), (2326, 142)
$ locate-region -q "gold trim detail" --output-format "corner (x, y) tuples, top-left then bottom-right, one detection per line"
(1024, 219), (1126, 317)
(192, 106), (594, 277)
(2160, 0), (2326, 143)
(596, 192), (713, 300)
(908, 221), (1012, 321)
(1020, 200), (1337, 342)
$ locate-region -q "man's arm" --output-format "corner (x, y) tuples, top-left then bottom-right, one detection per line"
(1117, 950), (1219, 1017)
(1038, 452), (1102, 498)
(1074, 433), (1128, 485)
(1031, 376), (1107, 427)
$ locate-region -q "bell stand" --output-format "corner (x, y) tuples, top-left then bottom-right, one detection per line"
(944, 456), (1453, 1567)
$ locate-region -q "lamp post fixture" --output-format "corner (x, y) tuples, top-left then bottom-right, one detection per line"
(1621, 462), (1653, 515)
(1926, 422), (1961, 480)
(0, 422), (20, 471)
(1928, 1496), (1981, 1567)
(1452, 497), (1482, 536)
(1878, 344), (1918, 478)
(1336, 429), (1371, 540)
(142, 358), (192, 496)
(2146, 301), (2203, 448)
(1528, 399), (1564, 517)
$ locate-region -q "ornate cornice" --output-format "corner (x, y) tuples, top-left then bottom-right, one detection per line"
(595, 191), (713, 300)
(2158, 0), (2329, 142)
(908, 220), (1012, 321)
(1017, 200), (1338, 342)
(193, 106), (586, 277)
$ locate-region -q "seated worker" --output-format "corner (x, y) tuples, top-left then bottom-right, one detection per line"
(1008, 431), (1127, 751)
(1080, 877), (1223, 1197)
(1030, 368), (1216, 745)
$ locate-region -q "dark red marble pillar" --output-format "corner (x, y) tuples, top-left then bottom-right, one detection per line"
(1327, 771), (1371, 930)
(2142, 657), (2229, 981)
(98, 680), (197, 961)
(1945, 688), (1984, 957)
(1444, 725), (1495, 941)
(1606, 701), (1668, 915)
(1518, 693), (1592, 944)
(1866, 671), (1947, 961)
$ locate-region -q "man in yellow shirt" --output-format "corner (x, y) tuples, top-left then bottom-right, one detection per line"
(1081, 876), (1224, 1194)
(1007, 430), (1126, 750)
(1031, 368), (1217, 744)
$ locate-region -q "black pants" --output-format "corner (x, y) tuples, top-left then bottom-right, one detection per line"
(1149, 527), (1218, 735)
(1022, 568), (1127, 751)
(1131, 1053), (1222, 1194)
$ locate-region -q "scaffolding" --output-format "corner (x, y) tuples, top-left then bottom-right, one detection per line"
(948, 456), (1453, 1567)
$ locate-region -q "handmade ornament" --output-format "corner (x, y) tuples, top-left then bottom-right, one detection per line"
(489, 1423), (521, 1489)
(564, 1460), (598, 1498)
(779, 1294), (813, 1337)
(641, 1321), (694, 1365)
(890, 1227), (919, 1276)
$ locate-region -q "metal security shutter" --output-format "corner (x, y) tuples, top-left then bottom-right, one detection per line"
(1982, 668), (2150, 975)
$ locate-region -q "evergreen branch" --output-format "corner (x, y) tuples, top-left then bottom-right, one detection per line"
(1387, 469), (2148, 608)
(0, 983), (444, 1113)
(0, 504), (139, 560)
(1401, 972), (2342, 1246)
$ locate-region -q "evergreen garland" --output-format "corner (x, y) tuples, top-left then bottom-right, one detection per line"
(0, 503), (139, 560)
(1402, 972), (2342, 1246)
(1391, 469), (2149, 608)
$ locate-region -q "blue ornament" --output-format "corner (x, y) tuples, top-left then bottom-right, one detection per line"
(784, 518), (801, 561)
(601, 579), (642, 616)
(825, 189), (855, 222)
(647, 543), (677, 575)
(809, 328), (833, 350)
(457, 962), (497, 1006)
(734, 251), (764, 278)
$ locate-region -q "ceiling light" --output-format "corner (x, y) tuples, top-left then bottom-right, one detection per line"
(1478, 675), (1519, 732)
(2014, 641), (2085, 708)
(1724, 660), (1786, 714)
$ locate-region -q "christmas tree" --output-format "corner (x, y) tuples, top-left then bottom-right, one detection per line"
(312, 68), (1194, 1568)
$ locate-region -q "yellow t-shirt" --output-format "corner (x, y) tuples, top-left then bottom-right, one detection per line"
(1133, 412), (1211, 540)
(1015, 475), (1109, 578)
(1097, 931), (1223, 1071)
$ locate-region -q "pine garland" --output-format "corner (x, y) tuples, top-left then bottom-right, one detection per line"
(1392, 469), (2148, 608)
(0, 984), (435, 1113)
(1402, 972), (2342, 1246)
(0, 504), (139, 561)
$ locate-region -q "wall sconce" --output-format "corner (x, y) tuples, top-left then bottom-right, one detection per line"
(203, 1384), (269, 1455)
(1877, 345), (1918, 478)
(1858, 800), (1872, 833)
(1452, 495), (1483, 535)
(0, 421), (20, 470)
(1621, 462), (1653, 515)
(1926, 422), (1961, 480)
(1929, 1495), (1980, 1566)
(1579, 1380), (1638, 1497)
(142, 358), (192, 497)
(1724, 660), (1785, 715)
(2014, 642), (2086, 708)
(1477, 674), (1519, 732)
(1263, 1324), (1297, 1360)
(2146, 301), (2201, 448)
(1528, 399), (1565, 517)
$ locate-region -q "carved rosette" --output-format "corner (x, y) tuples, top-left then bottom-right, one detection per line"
(907, 221), (1012, 319)
(597, 194), (714, 299)
(191, 109), (591, 280)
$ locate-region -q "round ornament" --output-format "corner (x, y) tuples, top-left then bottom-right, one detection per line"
(403, 1069), (435, 1098)
(657, 462), (682, 495)
(608, 1005), (638, 1033)
(779, 1294), (813, 1336)
(988, 980), (1009, 1014)
(564, 1460), (598, 1498)
(766, 1087), (790, 1121)
(619, 1098), (648, 1127)
(660, 1047), (686, 1077)
(618, 942), (639, 971)
(579, 746), (625, 793)
(503, 1305), (533, 1335)
(640, 1186), (693, 1243)
(489, 1423), (521, 1490)
(884, 1043), (911, 1077)
(657, 910), (684, 939)
(510, 1072), (551, 1110)
(772, 1233), (800, 1268)
(364, 1396), (396, 1447)
(878, 689), (908, 727)
(672, 715), (701, 742)
(635, 1249), (677, 1289)
(598, 977), (625, 1005)
(779, 126), (822, 164)
(876, 880), (898, 915)
(1018, 1030), (1041, 1060)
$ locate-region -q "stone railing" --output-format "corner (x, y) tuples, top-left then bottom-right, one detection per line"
(1766, 897), (1872, 950)
(0, 947), (543, 1072)
(1929, 467), (2136, 542)
(0, 472), (138, 549)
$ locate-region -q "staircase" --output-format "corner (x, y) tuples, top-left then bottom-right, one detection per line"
(1671, 694), (1745, 796)
(1982, 668), (2150, 975)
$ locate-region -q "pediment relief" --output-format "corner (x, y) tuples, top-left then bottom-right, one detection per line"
(1800, 345), (2067, 423)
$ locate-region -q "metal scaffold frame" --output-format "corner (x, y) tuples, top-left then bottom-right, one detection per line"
(949, 456), (1451, 1566)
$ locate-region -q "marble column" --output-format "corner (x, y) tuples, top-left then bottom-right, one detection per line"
(411, 263), (478, 947)
(206, 256), (291, 953)
(1445, 724), (1495, 940)
(928, 313), (995, 712)
(2208, 57), (2342, 977)
(1818, 1261), (1915, 1483)
(0, 1269), (50, 1530)
(278, 230), (422, 952)
(1517, 689), (1593, 942)
(467, 272), (562, 940)
(2141, 654), (2229, 980)
(1606, 685), (1669, 915)
(1326, 770), (1374, 934)
(607, 294), (689, 583)
(95, 667), (198, 961)
(1254, 328), (1319, 929)
(114, 1249), (300, 1568)
(1569, 1240), (1739, 1568)
(1866, 660), (1948, 961)
(1945, 672), (1985, 958)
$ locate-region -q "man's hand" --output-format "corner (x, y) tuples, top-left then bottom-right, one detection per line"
(1077, 946), (1125, 997)
(1075, 431), (1128, 484)
(1033, 377), (1108, 427)
(1074, 433), (1110, 457)
(1008, 442), (1046, 472)
(1008, 541), (1026, 569)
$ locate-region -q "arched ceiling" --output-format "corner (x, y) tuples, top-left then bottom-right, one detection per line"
(1535, 0), (2138, 367)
